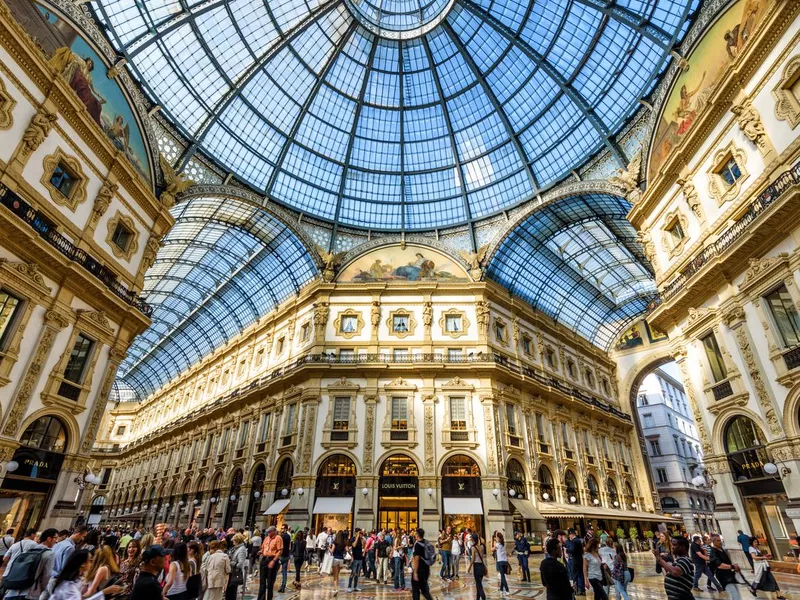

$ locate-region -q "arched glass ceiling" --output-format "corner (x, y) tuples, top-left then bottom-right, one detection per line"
(487, 193), (657, 350)
(91, 0), (696, 230)
(117, 197), (318, 399)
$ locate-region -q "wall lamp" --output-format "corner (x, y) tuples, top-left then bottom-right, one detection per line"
(764, 462), (792, 479)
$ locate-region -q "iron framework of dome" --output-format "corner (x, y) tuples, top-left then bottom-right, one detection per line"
(92, 0), (697, 231)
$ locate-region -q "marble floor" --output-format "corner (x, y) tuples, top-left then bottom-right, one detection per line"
(240, 552), (800, 599)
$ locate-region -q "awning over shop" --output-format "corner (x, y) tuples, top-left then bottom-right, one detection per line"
(263, 499), (291, 515)
(443, 497), (483, 515)
(509, 498), (543, 520)
(537, 502), (681, 522)
(312, 497), (354, 515)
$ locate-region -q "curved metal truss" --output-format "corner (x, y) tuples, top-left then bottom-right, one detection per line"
(117, 196), (319, 399)
(486, 193), (657, 350)
(91, 0), (696, 230)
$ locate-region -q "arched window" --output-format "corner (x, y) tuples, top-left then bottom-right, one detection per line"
(587, 475), (600, 504)
(381, 455), (419, 476)
(20, 416), (67, 453)
(538, 465), (554, 501)
(607, 479), (619, 506)
(506, 459), (526, 498)
(624, 481), (635, 507)
(565, 471), (580, 503)
(316, 454), (356, 497)
(724, 416), (770, 481)
(442, 455), (480, 477)
(661, 497), (680, 509)
(275, 458), (294, 495)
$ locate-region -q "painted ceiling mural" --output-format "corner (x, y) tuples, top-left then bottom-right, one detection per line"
(648, 0), (770, 180)
(337, 245), (469, 282)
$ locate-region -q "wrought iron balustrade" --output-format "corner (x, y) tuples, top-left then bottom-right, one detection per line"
(711, 380), (734, 401)
(0, 186), (152, 315)
(783, 345), (800, 371)
(648, 161), (800, 312)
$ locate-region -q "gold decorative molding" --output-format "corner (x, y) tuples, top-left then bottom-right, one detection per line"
(90, 182), (117, 226)
(386, 308), (416, 339)
(439, 308), (469, 339)
(707, 142), (749, 206)
(141, 233), (162, 272)
(334, 309), (364, 339)
(40, 147), (88, 211)
(661, 208), (689, 259)
(772, 54), (800, 128)
(105, 211), (140, 261)
(676, 173), (705, 223)
(21, 106), (56, 158)
(731, 96), (774, 157)
(0, 76), (16, 130)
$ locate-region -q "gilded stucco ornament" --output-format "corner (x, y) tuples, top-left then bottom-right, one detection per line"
(318, 247), (346, 282)
(313, 303), (329, 329)
(676, 176), (704, 221)
(159, 155), (194, 208)
(731, 99), (769, 153)
(476, 301), (490, 335)
(0, 77), (16, 130)
(607, 151), (642, 203)
(732, 326), (782, 436)
(91, 182), (117, 226)
(458, 244), (489, 280)
(141, 234), (162, 272)
(636, 231), (655, 264)
(20, 107), (57, 157)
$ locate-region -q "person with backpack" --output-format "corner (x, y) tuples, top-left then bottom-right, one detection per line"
(1, 529), (36, 579)
(3, 528), (58, 599)
(0, 529), (15, 561)
(411, 528), (435, 600)
(51, 527), (87, 577)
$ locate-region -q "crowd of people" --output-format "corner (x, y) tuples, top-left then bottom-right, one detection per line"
(0, 521), (791, 600)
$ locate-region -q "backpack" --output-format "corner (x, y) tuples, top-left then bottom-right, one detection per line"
(4, 547), (47, 590)
(419, 540), (437, 566)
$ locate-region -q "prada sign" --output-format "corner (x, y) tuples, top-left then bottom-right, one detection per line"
(379, 476), (418, 496)
(10, 447), (64, 481)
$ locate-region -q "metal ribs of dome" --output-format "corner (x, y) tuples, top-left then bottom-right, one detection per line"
(92, 0), (696, 230)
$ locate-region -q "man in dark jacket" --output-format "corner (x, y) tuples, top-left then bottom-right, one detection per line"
(130, 545), (166, 600)
(708, 533), (741, 597)
(540, 538), (572, 600)
(514, 533), (531, 582)
(278, 524), (292, 593)
(565, 529), (585, 595)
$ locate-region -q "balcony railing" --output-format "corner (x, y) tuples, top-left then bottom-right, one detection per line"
(783, 345), (800, 371)
(0, 186), (152, 315)
(649, 161), (800, 311)
(711, 380), (734, 401)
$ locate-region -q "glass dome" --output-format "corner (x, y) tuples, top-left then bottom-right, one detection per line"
(93, 0), (696, 230)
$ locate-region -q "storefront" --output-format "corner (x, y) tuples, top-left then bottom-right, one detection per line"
(378, 455), (418, 531)
(87, 495), (105, 527)
(725, 416), (792, 558)
(313, 454), (355, 532)
(441, 455), (483, 535)
(506, 459), (542, 533)
(206, 474), (221, 528)
(0, 416), (68, 535)
(223, 469), (243, 530)
(264, 459), (293, 528)
(246, 464), (266, 528)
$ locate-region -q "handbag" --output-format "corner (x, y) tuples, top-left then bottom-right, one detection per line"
(601, 564), (613, 586)
(229, 567), (244, 587)
(320, 553), (334, 576)
(627, 567), (635, 582)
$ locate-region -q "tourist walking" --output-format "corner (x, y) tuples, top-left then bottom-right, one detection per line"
(187, 542), (203, 600)
(164, 542), (191, 600)
(375, 533), (390, 585)
(130, 545), (167, 600)
(392, 531), (406, 590)
(257, 527), (283, 600)
(599, 537), (616, 598)
(653, 536), (694, 600)
(226, 535), (248, 600)
(514, 532), (530, 582)
(329, 530), (347, 595)
(565, 528), (585, 595)
(493, 532), (510, 596)
(540, 537), (572, 600)
(277, 525), (291, 593)
(2, 527), (57, 600)
(203, 540), (232, 600)
(749, 537), (787, 599)
(316, 528), (330, 570)
(737, 530), (754, 570)
(451, 531), (463, 580)
(438, 527), (452, 580)
(411, 528), (435, 600)
(690, 534), (722, 592)
(365, 531), (377, 580)
(292, 530), (306, 589)
(83, 545), (119, 597)
(584, 537), (608, 600)
(347, 529), (365, 592)
(49, 549), (122, 600)
(611, 542), (631, 600)
(708, 534), (744, 600)
(467, 534), (487, 600)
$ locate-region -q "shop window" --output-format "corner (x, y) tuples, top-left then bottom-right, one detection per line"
(701, 332), (728, 382)
(0, 290), (22, 350)
(63, 334), (94, 384)
(765, 285), (800, 347)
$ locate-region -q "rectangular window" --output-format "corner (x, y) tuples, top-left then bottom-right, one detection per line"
(561, 422), (571, 449)
(63, 334), (94, 383)
(259, 413), (271, 442)
(638, 393), (648, 406)
(449, 397), (466, 431)
(50, 162), (76, 197)
(545, 348), (556, 368)
(238, 420), (249, 448)
(391, 397), (408, 430)
(667, 220), (685, 245)
(203, 433), (213, 458)
(643, 413), (654, 428)
(255, 348), (265, 366)
(674, 437), (681, 455)
(301, 323), (311, 341)
(190, 439), (199, 461)
(701, 333), (727, 382)
(505, 404), (517, 436)
(535, 413), (547, 442)
(238, 360), (247, 377)
(445, 315), (462, 333)
(0, 291), (22, 348)
(495, 322), (506, 342)
(392, 315), (410, 333)
(332, 397), (350, 439)
(111, 222), (133, 252)
(447, 348), (463, 362)
(115, 425), (126, 436)
(602, 436), (610, 458)
(657, 468), (668, 484)
(277, 337), (285, 354)
(649, 439), (662, 456)
(340, 315), (358, 333)
(765, 285), (800, 347)
(522, 336), (531, 355)
(718, 156), (742, 187)
(219, 428), (230, 454)
(284, 404), (296, 435)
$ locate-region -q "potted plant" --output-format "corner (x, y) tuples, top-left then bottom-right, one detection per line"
(644, 530), (655, 550)
(629, 526), (639, 552)
(616, 527), (625, 542)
